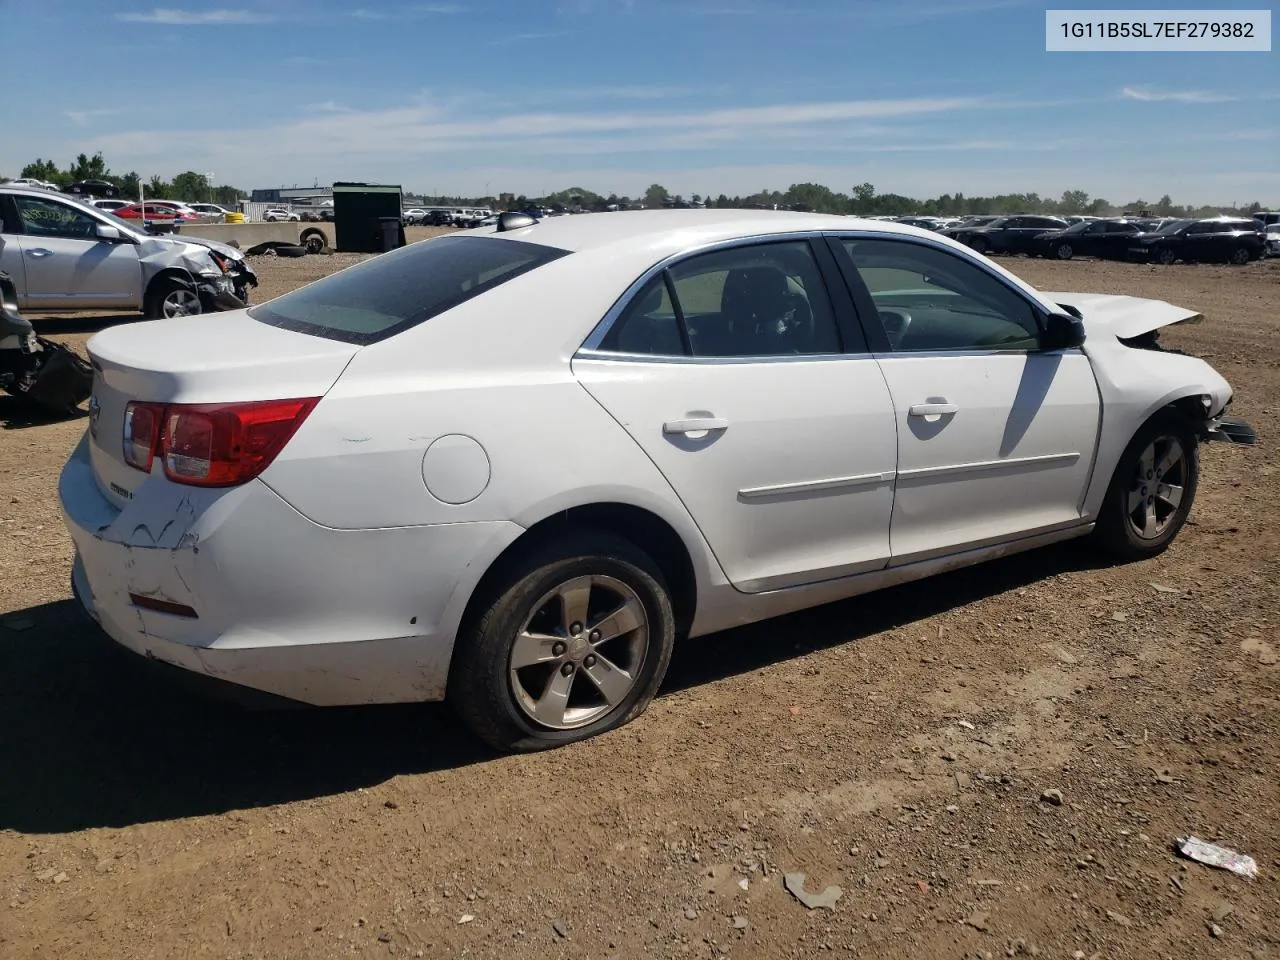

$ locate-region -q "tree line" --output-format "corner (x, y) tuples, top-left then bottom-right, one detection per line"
(8, 153), (245, 207)
(5, 153), (1270, 219)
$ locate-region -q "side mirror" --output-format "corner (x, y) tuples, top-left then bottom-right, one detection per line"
(1043, 311), (1086, 350)
(95, 223), (122, 242)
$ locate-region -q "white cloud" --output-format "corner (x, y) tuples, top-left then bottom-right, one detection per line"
(351, 4), (463, 19)
(116, 8), (272, 24)
(1120, 86), (1237, 103)
(64, 108), (123, 126)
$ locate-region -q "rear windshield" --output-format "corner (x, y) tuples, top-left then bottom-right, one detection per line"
(249, 235), (570, 344)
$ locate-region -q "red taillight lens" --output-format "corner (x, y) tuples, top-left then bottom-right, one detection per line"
(123, 398), (318, 487)
(123, 401), (164, 471)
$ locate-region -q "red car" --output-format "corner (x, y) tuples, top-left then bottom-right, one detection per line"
(112, 202), (198, 222)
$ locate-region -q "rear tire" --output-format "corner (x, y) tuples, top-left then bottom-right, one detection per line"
(967, 237), (988, 254)
(1156, 246), (1178, 265)
(1229, 247), (1251, 265)
(1094, 411), (1199, 560)
(449, 531), (676, 752)
(1055, 242), (1074, 260)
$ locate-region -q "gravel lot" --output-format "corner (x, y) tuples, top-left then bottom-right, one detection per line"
(1, 247), (1277, 960)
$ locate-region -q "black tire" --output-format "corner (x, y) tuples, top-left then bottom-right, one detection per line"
(1055, 242), (1074, 260)
(274, 244), (308, 258)
(144, 275), (200, 319)
(1229, 246), (1251, 265)
(1094, 410), (1199, 560)
(300, 231), (326, 254)
(967, 237), (988, 254)
(1156, 246), (1177, 265)
(449, 530), (676, 752)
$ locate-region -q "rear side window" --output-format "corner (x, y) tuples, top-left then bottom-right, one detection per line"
(249, 235), (570, 344)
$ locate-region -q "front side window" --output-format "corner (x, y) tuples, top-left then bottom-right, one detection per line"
(600, 240), (841, 358)
(839, 238), (1041, 352)
(250, 235), (570, 344)
(14, 196), (99, 239)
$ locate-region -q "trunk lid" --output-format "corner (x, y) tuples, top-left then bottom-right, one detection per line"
(87, 309), (357, 506)
(1042, 291), (1202, 341)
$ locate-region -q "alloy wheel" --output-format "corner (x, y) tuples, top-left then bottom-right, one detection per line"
(1056, 243), (1073, 259)
(162, 289), (201, 318)
(508, 575), (649, 730)
(1230, 247), (1250, 265)
(1126, 434), (1187, 540)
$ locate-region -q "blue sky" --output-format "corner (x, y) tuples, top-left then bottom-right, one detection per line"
(3, 0), (1275, 203)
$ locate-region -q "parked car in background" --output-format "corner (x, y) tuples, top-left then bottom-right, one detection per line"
(403, 208), (428, 225)
(112, 202), (200, 225)
(942, 215), (1070, 255)
(57, 210), (1253, 751)
(1264, 224), (1280, 257)
(1252, 211), (1280, 229)
(188, 203), (231, 220)
(1127, 217), (1265, 265)
(426, 210), (455, 226)
(7, 178), (58, 190)
(0, 184), (256, 317)
(91, 199), (130, 213)
(263, 208), (300, 222)
(1031, 219), (1144, 260)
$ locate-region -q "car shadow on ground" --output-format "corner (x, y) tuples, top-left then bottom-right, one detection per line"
(0, 541), (1112, 834)
(0, 395), (87, 430)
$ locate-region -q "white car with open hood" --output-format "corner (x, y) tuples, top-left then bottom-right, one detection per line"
(59, 210), (1256, 751)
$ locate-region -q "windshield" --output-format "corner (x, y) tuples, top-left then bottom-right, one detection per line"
(1156, 219), (1192, 234)
(249, 235), (571, 345)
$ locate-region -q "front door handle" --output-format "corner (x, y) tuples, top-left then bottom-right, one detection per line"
(27, 248), (54, 258)
(908, 402), (958, 417)
(663, 417), (729, 435)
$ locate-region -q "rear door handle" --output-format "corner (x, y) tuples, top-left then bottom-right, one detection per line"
(909, 402), (958, 417)
(663, 417), (729, 435)
(27, 248), (54, 258)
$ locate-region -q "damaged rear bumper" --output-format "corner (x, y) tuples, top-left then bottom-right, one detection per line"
(58, 435), (522, 706)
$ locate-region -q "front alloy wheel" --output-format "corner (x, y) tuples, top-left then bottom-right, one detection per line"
(449, 531), (675, 751)
(1056, 242), (1074, 260)
(162, 288), (201, 317)
(1095, 412), (1199, 559)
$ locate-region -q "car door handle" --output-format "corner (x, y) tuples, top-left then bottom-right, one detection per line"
(908, 402), (958, 417)
(663, 417), (729, 435)
(27, 248), (54, 258)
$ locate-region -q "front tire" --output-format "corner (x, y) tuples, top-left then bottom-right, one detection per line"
(967, 237), (988, 254)
(144, 276), (201, 319)
(1094, 411), (1199, 560)
(449, 531), (676, 752)
(1055, 242), (1074, 260)
(1156, 246), (1178, 265)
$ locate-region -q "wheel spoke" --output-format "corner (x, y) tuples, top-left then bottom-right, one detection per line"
(1137, 444), (1155, 479)
(1127, 488), (1146, 515)
(1157, 483), (1184, 510)
(590, 597), (644, 645)
(581, 652), (634, 707)
(1142, 501), (1158, 538)
(558, 578), (592, 634)
(1156, 443), (1182, 478)
(510, 631), (562, 669)
(532, 667), (575, 727)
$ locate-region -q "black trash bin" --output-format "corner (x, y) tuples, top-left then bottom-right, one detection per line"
(377, 216), (405, 253)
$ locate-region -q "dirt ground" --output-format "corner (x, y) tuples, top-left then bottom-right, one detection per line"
(1, 247), (1277, 960)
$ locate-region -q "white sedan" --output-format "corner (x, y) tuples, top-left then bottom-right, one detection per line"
(59, 210), (1255, 750)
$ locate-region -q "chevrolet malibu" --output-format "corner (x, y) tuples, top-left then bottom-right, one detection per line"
(60, 211), (1255, 751)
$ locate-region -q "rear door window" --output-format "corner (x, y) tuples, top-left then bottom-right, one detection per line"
(249, 235), (570, 344)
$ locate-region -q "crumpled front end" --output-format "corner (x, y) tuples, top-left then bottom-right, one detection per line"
(137, 236), (258, 314)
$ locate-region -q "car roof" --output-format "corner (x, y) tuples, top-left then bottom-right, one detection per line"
(476, 208), (935, 255)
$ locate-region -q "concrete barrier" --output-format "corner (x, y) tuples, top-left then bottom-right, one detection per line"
(173, 221), (331, 252)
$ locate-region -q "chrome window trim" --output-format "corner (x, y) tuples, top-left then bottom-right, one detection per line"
(577, 230), (831, 357)
(575, 348), (873, 365)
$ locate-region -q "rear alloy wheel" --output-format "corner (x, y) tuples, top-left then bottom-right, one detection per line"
(1229, 247), (1251, 265)
(449, 531), (675, 751)
(1156, 246), (1178, 265)
(1095, 412), (1199, 560)
(1056, 242), (1074, 260)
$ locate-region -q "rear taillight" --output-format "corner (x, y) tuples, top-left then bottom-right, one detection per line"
(123, 402), (164, 471)
(123, 398), (318, 487)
